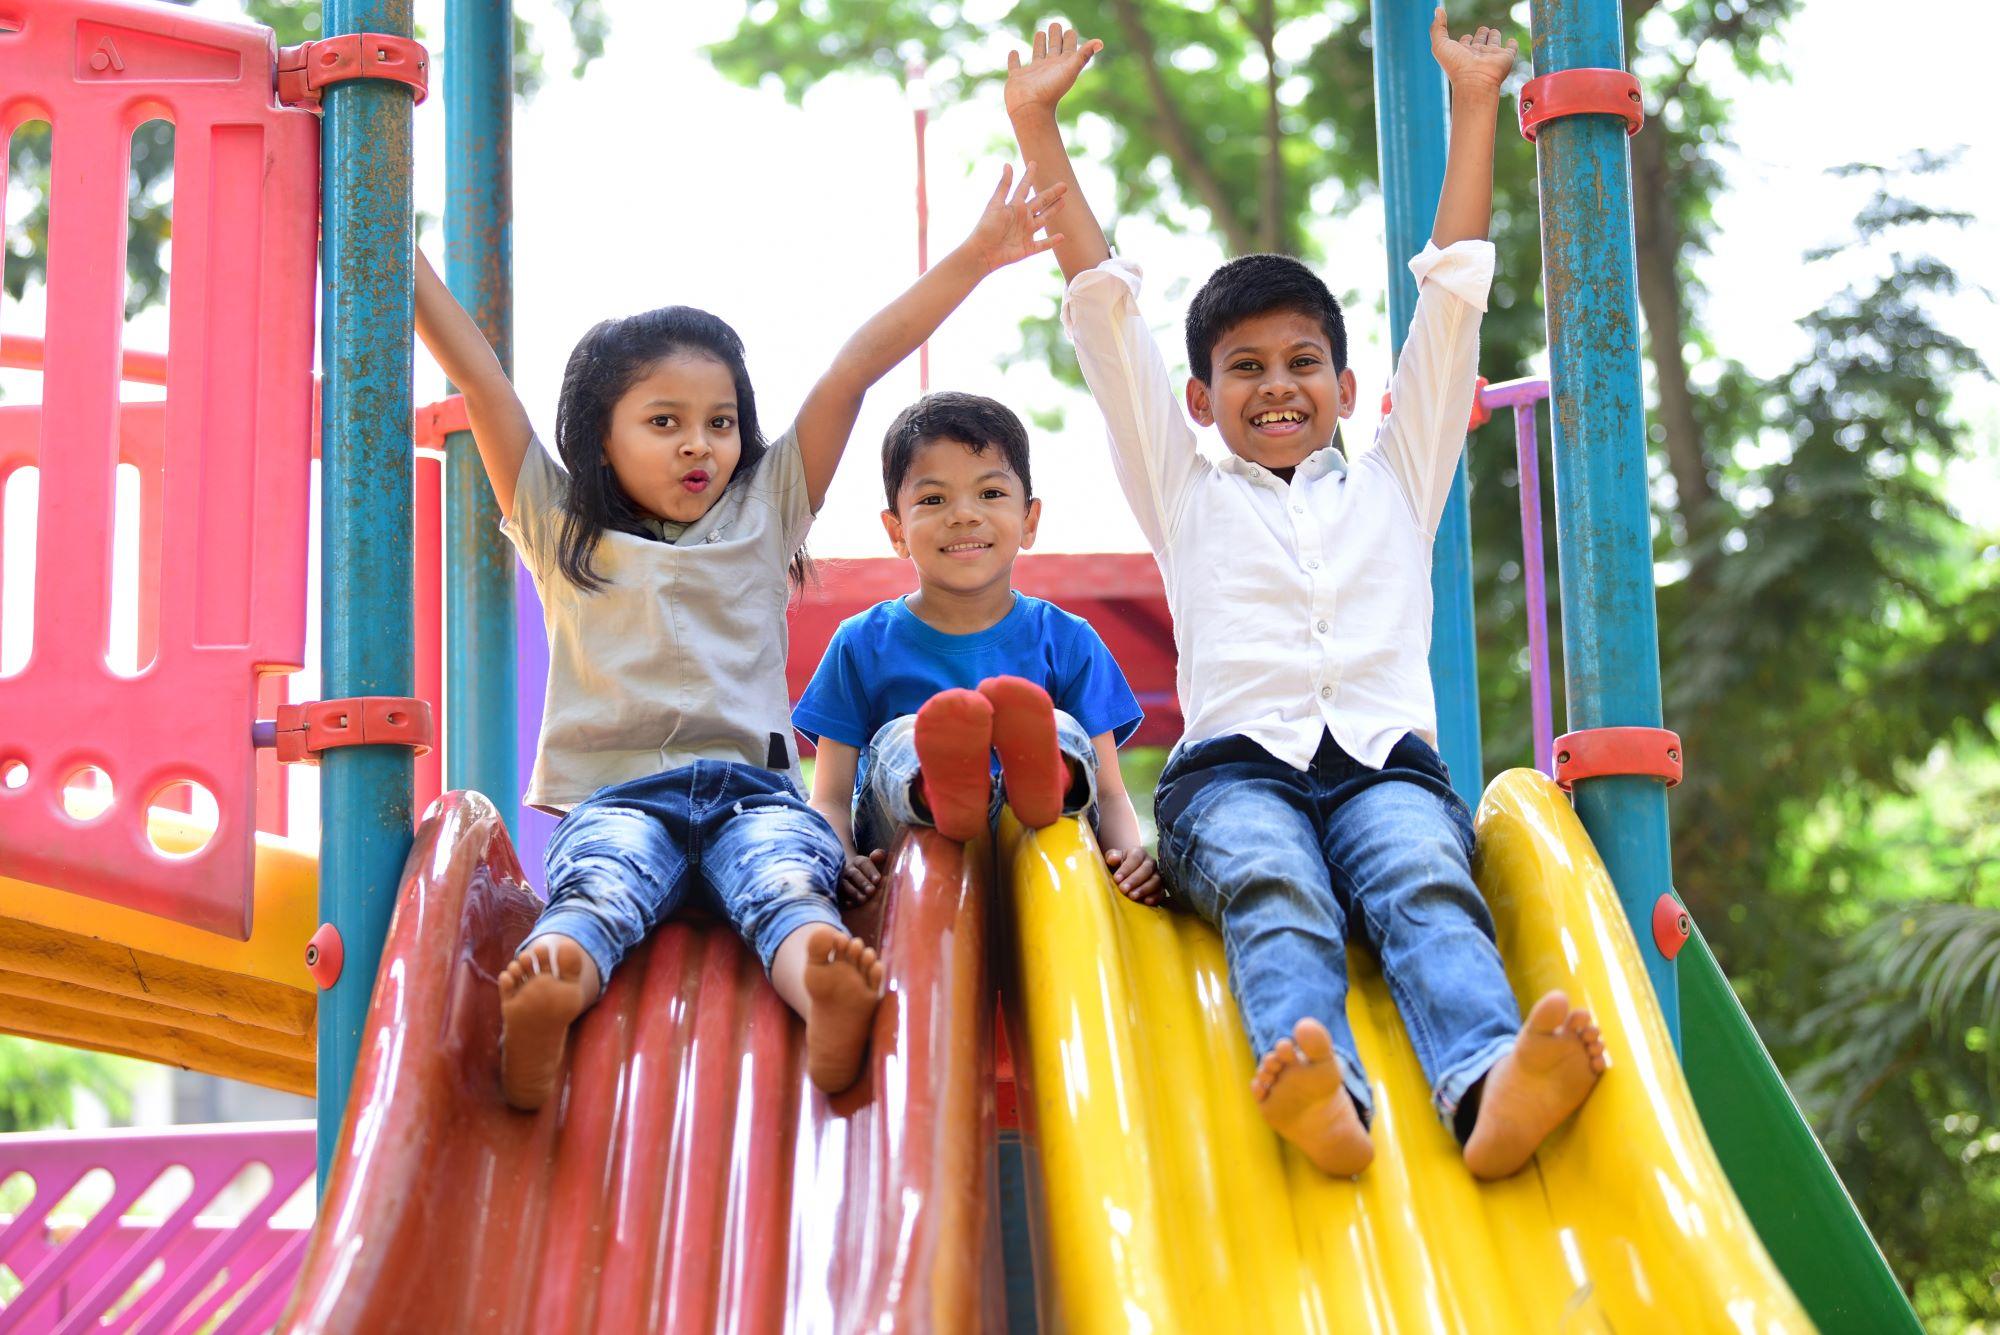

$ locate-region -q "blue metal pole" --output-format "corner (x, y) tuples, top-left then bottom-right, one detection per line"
(444, 0), (517, 829)
(1373, 0), (1483, 808)
(1526, 0), (1680, 1044)
(318, 0), (418, 1185)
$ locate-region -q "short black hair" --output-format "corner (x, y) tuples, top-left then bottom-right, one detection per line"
(1184, 254), (1347, 384)
(881, 391), (1033, 509)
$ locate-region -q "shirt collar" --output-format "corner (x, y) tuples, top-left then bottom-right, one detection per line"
(1216, 434), (1349, 486)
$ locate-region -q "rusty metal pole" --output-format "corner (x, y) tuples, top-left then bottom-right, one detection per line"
(1526, 0), (1680, 1040)
(318, 0), (418, 1183)
(444, 0), (517, 827)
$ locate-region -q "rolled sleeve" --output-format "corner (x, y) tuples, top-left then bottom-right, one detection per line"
(1061, 258), (1206, 553)
(1407, 239), (1496, 312)
(1372, 241), (1495, 533)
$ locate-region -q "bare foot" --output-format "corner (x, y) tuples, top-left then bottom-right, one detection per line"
(1463, 991), (1608, 1180)
(803, 926), (885, 1093)
(1253, 1018), (1374, 1177)
(498, 935), (600, 1112)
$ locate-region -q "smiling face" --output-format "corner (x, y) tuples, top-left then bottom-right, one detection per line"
(1186, 308), (1359, 474)
(601, 352), (744, 524)
(882, 438), (1041, 598)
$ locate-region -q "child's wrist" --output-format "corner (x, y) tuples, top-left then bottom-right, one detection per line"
(1007, 102), (1061, 129)
(1448, 74), (1505, 105)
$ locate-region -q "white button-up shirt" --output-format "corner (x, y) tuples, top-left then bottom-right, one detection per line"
(1060, 241), (1494, 771)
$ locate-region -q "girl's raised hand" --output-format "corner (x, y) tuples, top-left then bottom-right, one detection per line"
(1005, 21), (1104, 120)
(964, 162), (1069, 274)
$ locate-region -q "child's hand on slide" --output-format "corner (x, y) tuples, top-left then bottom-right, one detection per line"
(841, 849), (887, 905)
(1429, 8), (1518, 93)
(964, 162), (1069, 274)
(1105, 847), (1164, 907)
(1004, 21), (1103, 120)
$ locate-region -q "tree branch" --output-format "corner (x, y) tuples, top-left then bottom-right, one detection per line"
(1104, 0), (1257, 255)
(1631, 122), (1720, 528)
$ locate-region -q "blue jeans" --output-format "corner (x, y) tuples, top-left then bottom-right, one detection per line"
(1155, 730), (1518, 1135)
(535, 761), (846, 985)
(853, 710), (1098, 853)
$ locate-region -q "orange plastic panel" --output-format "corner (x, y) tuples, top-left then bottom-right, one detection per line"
(282, 796), (1001, 1333)
(0, 0), (319, 938)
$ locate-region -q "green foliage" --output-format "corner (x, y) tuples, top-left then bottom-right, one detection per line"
(0, 1037), (134, 1133)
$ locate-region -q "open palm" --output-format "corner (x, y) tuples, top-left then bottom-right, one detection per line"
(1429, 9), (1517, 91)
(966, 162), (1068, 273)
(1005, 21), (1103, 118)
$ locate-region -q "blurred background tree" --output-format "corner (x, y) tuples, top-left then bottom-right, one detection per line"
(708, 0), (2000, 1319)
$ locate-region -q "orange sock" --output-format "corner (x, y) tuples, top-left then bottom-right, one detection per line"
(914, 689), (994, 842)
(979, 676), (1067, 829)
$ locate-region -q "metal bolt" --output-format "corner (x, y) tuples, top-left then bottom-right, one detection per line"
(1557, 750), (1570, 765)
(1676, 914), (1691, 937)
(1668, 748), (1680, 762)
(305, 943), (320, 967)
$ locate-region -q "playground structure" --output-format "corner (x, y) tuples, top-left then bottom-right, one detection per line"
(0, 0), (1931, 1330)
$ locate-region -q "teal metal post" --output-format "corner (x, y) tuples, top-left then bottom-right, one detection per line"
(444, 0), (517, 826)
(1373, 0), (1483, 807)
(1526, 0), (1679, 1043)
(318, 0), (419, 1184)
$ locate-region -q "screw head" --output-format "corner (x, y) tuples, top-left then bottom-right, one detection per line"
(305, 943), (320, 966)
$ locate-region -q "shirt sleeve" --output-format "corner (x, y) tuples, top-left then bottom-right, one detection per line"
(791, 623), (872, 748)
(1060, 258), (1209, 552)
(1370, 239), (1495, 535)
(497, 436), (565, 579)
(755, 425), (815, 556)
(1054, 615), (1145, 747)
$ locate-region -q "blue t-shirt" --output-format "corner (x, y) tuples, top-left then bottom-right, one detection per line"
(793, 594), (1143, 757)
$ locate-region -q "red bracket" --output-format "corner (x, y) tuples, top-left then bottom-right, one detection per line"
(1518, 68), (1644, 142)
(1382, 376), (1490, 432)
(278, 34), (430, 111)
(1652, 895), (1691, 961)
(1553, 726), (1682, 792)
(269, 697), (435, 766)
(413, 395), (470, 450)
(306, 923), (345, 989)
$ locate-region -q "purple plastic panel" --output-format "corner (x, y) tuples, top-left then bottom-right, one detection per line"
(0, 1121), (313, 1334)
(1482, 377), (1556, 776)
(513, 560), (556, 894)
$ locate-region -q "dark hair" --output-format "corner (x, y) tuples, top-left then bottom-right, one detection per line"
(880, 391), (1033, 510)
(1184, 254), (1347, 384)
(551, 305), (804, 591)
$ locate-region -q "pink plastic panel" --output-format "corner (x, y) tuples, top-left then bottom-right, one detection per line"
(0, 0), (319, 937)
(0, 1120), (313, 1334)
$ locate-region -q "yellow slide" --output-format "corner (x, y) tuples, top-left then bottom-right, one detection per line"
(0, 812), (319, 1095)
(1002, 767), (1809, 1332)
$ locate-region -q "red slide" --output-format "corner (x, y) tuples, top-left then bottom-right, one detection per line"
(280, 793), (1001, 1333)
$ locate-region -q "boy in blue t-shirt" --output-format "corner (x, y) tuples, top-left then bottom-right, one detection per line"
(794, 391), (1161, 905)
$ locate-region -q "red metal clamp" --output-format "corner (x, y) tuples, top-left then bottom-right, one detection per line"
(268, 698), (435, 766)
(1382, 376), (1491, 431)
(306, 923), (345, 989)
(413, 395), (470, 451)
(1552, 726), (1682, 792)
(1518, 68), (1644, 142)
(278, 34), (431, 111)
(1652, 895), (1690, 962)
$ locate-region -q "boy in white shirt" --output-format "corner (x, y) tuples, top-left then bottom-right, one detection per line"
(1008, 12), (1606, 1178)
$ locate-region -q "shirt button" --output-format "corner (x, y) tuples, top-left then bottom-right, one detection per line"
(1320, 686), (1333, 699)
(1308, 559), (1321, 570)
(1317, 620), (1329, 633)
(1292, 504), (1305, 515)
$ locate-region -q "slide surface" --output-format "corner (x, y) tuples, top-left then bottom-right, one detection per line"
(1002, 768), (1812, 1333)
(281, 793), (1003, 1334)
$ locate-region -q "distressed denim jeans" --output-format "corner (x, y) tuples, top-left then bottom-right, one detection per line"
(535, 760), (846, 984)
(1155, 730), (1518, 1136)
(853, 709), (1098, 854)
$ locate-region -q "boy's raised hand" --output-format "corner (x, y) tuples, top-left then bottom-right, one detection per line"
(1105, 847), (1164, 908)
(964, 162), (1069, 274)
(1429, 8), (1518, 93)
(1005, 21), (1103, 120)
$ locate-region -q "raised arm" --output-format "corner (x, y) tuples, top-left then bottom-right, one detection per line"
(414, 248), (534, 517)
(1005, 22), (1111, 282)
(793, 164), (1067, 510)
(1428, 9), (1515, 246)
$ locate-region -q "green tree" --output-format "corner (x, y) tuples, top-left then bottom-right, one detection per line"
(703, 3), (1999, 1318)
(0, 1037), (134, 1132)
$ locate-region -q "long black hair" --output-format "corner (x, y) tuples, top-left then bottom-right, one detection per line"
(551, 305), (806, 591)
